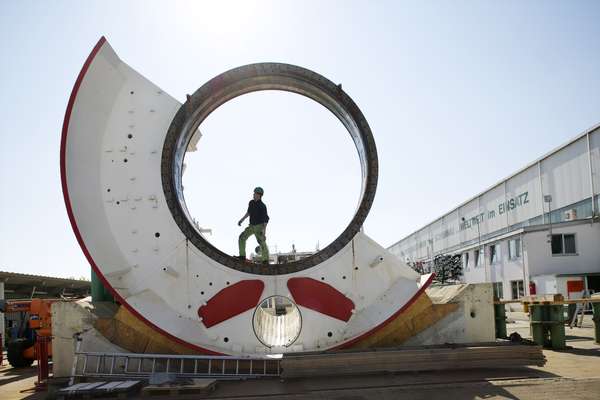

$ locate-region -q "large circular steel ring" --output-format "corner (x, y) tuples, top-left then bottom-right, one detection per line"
(161, 63), (378, 275)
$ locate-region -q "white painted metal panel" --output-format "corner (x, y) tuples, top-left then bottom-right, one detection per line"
(445, 210), (460, 249)
(590, 128), (600, 197)
(63, 38), (425, 356)
(430, 219), (443, 254)
(458, 198), (481, 244)
(541, 137), (591, 210)
(480, 184), (506, 236)
(505, 164), (541, 227)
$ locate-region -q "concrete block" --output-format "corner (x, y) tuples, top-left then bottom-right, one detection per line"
(51, 299), (124, 378)
(403, 283), (495, 346)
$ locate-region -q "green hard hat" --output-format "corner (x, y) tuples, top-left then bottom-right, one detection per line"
(254, 187), (264, 195)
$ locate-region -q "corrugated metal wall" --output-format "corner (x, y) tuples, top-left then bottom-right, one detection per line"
(389, 126), (600, 262)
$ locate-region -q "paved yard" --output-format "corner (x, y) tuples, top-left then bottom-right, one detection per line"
(1, 313), (599, 400)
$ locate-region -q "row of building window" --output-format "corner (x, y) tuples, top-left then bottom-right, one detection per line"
(462, 234), (577, 270)
(462, 237), (522, 270)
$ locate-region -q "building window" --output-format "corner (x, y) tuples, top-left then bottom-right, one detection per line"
(564, 234), (576, 254)
(508, 238), (521, 260)
(474, 248), (483, 267)
(551, 234), (577, 255)
(511, 280), (524, 300)
(489, 244), (500, 264)
(493, 282), (504, 300)
(463, 253), (469, 270)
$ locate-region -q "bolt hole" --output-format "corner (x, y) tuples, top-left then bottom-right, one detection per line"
(327, 332), (333, 337)
(224, 337), (229, 343)
(470, 311), (476, 318)
(187, 305), (191, 309)
(128, 134), (133, 139)
(162, 267), (167, 271)
(321, 277), (325, 281)
(124, 158), (128, 163)
(195, 274), (199, 278)
(130, 91), (134, 94)
(201, 291), (204, 295)
(116, 201), (120, 205)
(354, 267), (358, 270)
(107, 188), (111, 192)
(226, 281), (230, 285)
(155, 232), (160, 238)
(342, 276), (346, 280)
(209, 282), (213, 286)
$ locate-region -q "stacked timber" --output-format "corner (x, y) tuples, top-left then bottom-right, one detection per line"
(281, 342), (545, 378)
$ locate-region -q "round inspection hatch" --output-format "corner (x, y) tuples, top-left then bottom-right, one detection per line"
(252, 295), (302, 348)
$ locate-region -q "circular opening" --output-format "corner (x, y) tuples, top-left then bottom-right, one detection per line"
(252, 296), (301, 348)
(162, 63), (378, 275)
(182, 91), (361, 263)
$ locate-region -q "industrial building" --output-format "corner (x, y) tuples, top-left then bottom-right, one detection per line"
(389, 124), (600, 301)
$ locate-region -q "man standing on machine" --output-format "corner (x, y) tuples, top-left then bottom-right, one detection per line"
(237, 187), (270, 263)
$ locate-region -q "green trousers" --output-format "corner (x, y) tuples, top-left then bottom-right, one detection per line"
(239, 223), (269, 261)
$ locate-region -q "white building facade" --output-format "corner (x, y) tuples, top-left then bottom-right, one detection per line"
(389, 125), (600, 300)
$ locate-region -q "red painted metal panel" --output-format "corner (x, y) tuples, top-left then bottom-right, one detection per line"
(567, 280), (584, 293)
(198, 280), (265, 328)
(287, 277), (354, 322)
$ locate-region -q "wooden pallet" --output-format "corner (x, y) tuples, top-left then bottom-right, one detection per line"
(58, 380), (142, 399)
(280, 343), (546, 379)
(141, 378), (217, 396)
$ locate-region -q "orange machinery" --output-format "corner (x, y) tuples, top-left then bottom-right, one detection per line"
(1, 298), (56, 368)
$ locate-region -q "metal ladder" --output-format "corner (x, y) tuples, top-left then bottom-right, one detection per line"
(69, 340), (281, 384)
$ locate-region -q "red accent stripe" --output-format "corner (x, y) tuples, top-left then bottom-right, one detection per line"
(287, 277), (355, 322)
(60, 36), (221, 355)
(198, 280), (264, 328)
(334, 273), (435, 349)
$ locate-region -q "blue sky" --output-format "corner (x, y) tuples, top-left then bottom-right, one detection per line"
(1, 1), (600, 278)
